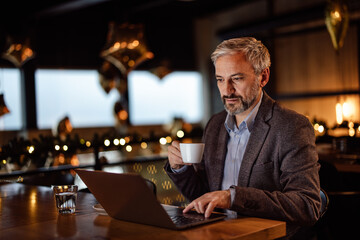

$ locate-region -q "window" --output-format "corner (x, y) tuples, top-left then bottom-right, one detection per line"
(128, 71), (203, 125)
(0, 68), (22, 130)
(35, 69), (120, 129)
(35, 69), (204, 129)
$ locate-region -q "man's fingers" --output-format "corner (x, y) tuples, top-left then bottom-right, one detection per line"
(183, 201), (205, 214)
(198, 201), (206, 214)
(168, 145), (181, 159)
(168, 143), (184, 169)
(183, 191), (230, 217)
(183, 200), (208, 214)
(204, 202), (215, 218)
(193, 203), (201, 213)
(183, 203), (193, 213)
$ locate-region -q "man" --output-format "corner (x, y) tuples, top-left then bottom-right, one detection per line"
(165, 37), (321, 239)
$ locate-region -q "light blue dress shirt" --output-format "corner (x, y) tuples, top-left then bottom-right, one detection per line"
(221, 92), (262, 191)
(223, 92), (262, 217)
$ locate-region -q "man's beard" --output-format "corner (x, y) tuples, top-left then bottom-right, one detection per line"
(222, 81), (260, 116)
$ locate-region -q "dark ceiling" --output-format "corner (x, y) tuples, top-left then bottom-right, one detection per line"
(0, 0), (250, 70)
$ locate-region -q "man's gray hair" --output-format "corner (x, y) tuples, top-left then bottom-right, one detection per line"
(211, 37), (271, 75)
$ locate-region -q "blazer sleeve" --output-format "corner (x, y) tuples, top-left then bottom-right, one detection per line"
(164, 160), (209, 201)
(163, 112), (227, 201)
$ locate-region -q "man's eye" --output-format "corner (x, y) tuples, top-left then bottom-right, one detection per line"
(216, 78), (224, 82)
(232, 77), (242, 81)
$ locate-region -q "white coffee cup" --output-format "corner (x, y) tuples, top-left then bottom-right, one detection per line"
(180, 143), (205, 164)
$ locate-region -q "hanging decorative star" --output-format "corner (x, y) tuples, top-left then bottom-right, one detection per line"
(0, 94), (10, 117)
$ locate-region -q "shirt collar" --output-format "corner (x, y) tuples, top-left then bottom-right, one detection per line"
(225, 91), (263, 133)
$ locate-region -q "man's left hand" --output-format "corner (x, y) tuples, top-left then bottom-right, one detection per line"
(183, 190), (231, 218)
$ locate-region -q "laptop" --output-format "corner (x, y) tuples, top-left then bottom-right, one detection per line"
(75, 169), (226, 230)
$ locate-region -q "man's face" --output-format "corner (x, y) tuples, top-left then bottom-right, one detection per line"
(215, 52), (261, 116)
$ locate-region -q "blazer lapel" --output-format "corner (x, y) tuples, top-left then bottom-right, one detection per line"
(238, 92), (274, 187)
(214, 125), (229, 189)
(211, 124), (228, 190)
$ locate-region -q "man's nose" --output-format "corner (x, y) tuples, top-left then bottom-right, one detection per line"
(225, 80), (235, 95)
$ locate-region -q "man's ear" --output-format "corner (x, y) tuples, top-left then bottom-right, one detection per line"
(259, 68), (270, 88)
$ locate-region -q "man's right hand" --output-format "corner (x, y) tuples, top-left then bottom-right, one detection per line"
(167, 140), (191, 170)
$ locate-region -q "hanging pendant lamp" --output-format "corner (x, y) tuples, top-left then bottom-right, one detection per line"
(325, 0), (349, 51)
(98, 61), (121, 94)
(100, 22), (154, 75)
(2, 36), (35, 68)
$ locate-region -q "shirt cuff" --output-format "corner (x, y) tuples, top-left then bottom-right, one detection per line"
(171, 165), (188, 173)
(229, 185), (236, 206)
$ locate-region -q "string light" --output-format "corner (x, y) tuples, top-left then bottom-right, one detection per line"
(120, 138), (126, 145)
(159, 137), (167, 145)
(125, 145), (132, 152)
(113, 139), (120, 146)
(27, 146), (35, 154)
(177, 130), (185, 138)
(349, 121), (355, 137)
(349, 128), (355, 137)
(165, 136), (172, 143)
(0, 128), (204, 170)
(140, 142), (148, 149)
(104, 139), (111, 147)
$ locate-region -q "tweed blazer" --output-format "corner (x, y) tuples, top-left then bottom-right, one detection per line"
(165, 91), (321, 238)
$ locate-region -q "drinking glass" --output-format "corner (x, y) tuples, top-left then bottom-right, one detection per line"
(52, 185), (78, 214)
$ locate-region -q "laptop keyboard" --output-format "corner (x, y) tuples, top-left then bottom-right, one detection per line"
(170, 214), (205, 225)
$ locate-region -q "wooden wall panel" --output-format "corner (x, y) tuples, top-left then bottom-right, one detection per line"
(274, 26), (359, 95)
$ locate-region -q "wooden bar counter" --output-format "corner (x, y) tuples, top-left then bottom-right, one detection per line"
(0, 183), (286, 239)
